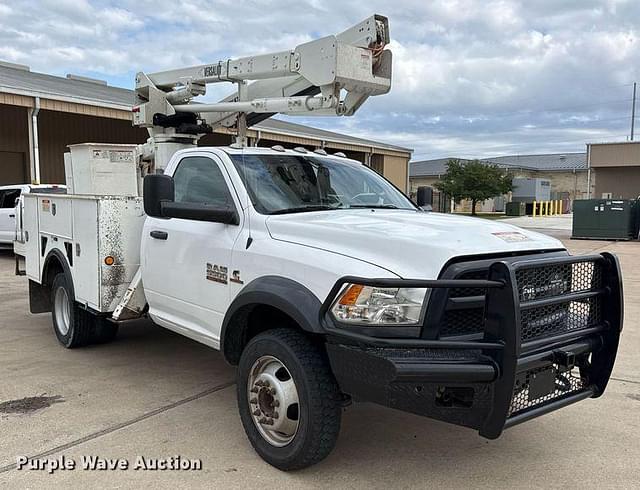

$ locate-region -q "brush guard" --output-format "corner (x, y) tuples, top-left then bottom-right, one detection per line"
(322, 252), (623, 438)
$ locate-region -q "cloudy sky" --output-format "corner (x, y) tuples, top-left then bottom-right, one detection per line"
(1, 0), (639, 160)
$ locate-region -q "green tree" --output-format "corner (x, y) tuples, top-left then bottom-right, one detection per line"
(434, 159), (513, 216)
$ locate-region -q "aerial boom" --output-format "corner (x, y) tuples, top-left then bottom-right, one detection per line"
(132, 14), (392, 170)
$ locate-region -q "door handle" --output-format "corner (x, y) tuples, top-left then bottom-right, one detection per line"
(150, 230), (168, 240)
(9, 214), (15, 218)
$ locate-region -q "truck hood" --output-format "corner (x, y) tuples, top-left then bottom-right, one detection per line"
(265, 209), (565, 279)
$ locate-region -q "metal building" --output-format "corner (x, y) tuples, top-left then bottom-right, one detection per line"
(587, 141), (640, 199)
(410, 152), (589, 211)
(0, 61), (411, 191)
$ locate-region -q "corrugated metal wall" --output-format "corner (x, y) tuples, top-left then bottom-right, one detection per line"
(589, 143), (640, 199)
(594, 167), (640, 199)
(38, 110), (148, 183)
(0, 104), (30, 184)
(382, 154), (408, 191)
(590, 142), (640, 167)
(1, 100), (411, 191)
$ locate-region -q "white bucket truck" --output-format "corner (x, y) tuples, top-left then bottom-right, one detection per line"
(19, 14), (623, 470)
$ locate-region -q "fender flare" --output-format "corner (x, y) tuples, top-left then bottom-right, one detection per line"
(220, 276), (324, 364)
(43, 248), (73, 289)
(30, 248), (74, 314)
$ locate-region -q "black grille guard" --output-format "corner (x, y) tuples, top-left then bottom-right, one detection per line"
(320, 251), (623, 438)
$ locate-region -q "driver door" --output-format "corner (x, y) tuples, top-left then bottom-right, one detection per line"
(142, 153), (243, 347)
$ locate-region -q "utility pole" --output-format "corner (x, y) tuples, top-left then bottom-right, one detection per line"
(631, 82), (637, 141)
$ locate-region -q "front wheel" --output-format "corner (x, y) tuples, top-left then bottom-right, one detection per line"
(237, 329), (342, 470)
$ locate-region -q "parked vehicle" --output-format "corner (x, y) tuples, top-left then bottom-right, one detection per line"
(11, 184), (66, 276)
(21, 146), (623, 469)
(0, 185), (22, 247)
(0, 184), (65, 248)
(17, 15), (624, 470)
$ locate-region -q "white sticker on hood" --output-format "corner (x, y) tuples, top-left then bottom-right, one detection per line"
(492, 231), (531, 242)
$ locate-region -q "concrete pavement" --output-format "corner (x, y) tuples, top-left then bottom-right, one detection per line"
(1, 233), (639, 489)
(500, 213), (573, 231)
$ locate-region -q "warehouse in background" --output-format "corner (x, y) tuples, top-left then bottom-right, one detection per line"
(587, 141), (640, 199)
(0, 61), (411, 191)
(410, 153), (588, 212)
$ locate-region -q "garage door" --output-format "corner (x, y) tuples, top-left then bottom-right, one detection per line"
(0, 151), (27, 185)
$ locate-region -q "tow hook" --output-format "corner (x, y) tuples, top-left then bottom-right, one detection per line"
(553, 349), (576, 370)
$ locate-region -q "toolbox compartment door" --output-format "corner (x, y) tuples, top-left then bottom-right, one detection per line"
(23, 195), (40, 280)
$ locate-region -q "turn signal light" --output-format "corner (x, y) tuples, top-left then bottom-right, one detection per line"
(338, 284), (364, 305)
(104, 256), (115, 266)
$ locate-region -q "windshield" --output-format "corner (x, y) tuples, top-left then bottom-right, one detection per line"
(229, 154), (416, 215)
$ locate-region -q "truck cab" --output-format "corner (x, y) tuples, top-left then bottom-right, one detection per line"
(139, 146), (622, 469)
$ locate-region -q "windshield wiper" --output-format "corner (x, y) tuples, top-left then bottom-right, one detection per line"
(349, 204), (399, 209)
(270, 205), (338, 215)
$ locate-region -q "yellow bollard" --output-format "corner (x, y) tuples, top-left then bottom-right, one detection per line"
(533, 201), (537, 217)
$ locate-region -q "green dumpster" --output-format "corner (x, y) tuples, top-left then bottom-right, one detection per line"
(572, 199), (639, 240)
(505, 201), (526, 216)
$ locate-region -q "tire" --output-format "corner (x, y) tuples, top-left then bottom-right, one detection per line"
(50, 273), (118, 347)
(51, 273), (94, 348)
(237, 329), (342, 471)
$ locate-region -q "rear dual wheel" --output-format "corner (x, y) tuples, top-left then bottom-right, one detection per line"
(237, 329), (342, 470)
(51, 273), (118, 348)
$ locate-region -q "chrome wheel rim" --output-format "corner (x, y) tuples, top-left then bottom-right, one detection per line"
(54, 286), (70, 336)
(247, 355), (300, 447)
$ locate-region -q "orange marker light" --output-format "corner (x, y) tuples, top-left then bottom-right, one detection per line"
(104, 256), (115, 266)
(339, 284), (364, 306)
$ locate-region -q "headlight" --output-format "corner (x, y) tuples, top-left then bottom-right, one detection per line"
(331, 284), (429, 325)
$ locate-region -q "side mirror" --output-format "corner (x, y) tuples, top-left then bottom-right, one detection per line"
(161, 202), (238, 224)
(416, 186), (433, 208)
(144, 174), (174, 218)
(143, 174), (239, 225)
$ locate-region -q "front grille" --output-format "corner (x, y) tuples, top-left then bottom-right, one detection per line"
(520, 296), (602, 342)
(515, 260), (603, 302)
(435, 254), (603, 341)
(516, 260), (604, 343)
(440, 269), (487, 337)
(509, 364), (587, 417)
(449, 269), (488, 298)
(441, 308), (485, 337)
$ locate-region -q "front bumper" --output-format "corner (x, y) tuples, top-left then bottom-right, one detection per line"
(322, 252), (623, 439)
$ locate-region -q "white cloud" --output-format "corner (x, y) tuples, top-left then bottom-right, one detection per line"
(0, 0), (638, 159)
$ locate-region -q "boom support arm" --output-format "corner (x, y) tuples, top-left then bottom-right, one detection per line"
(133, 15), (392, 133)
